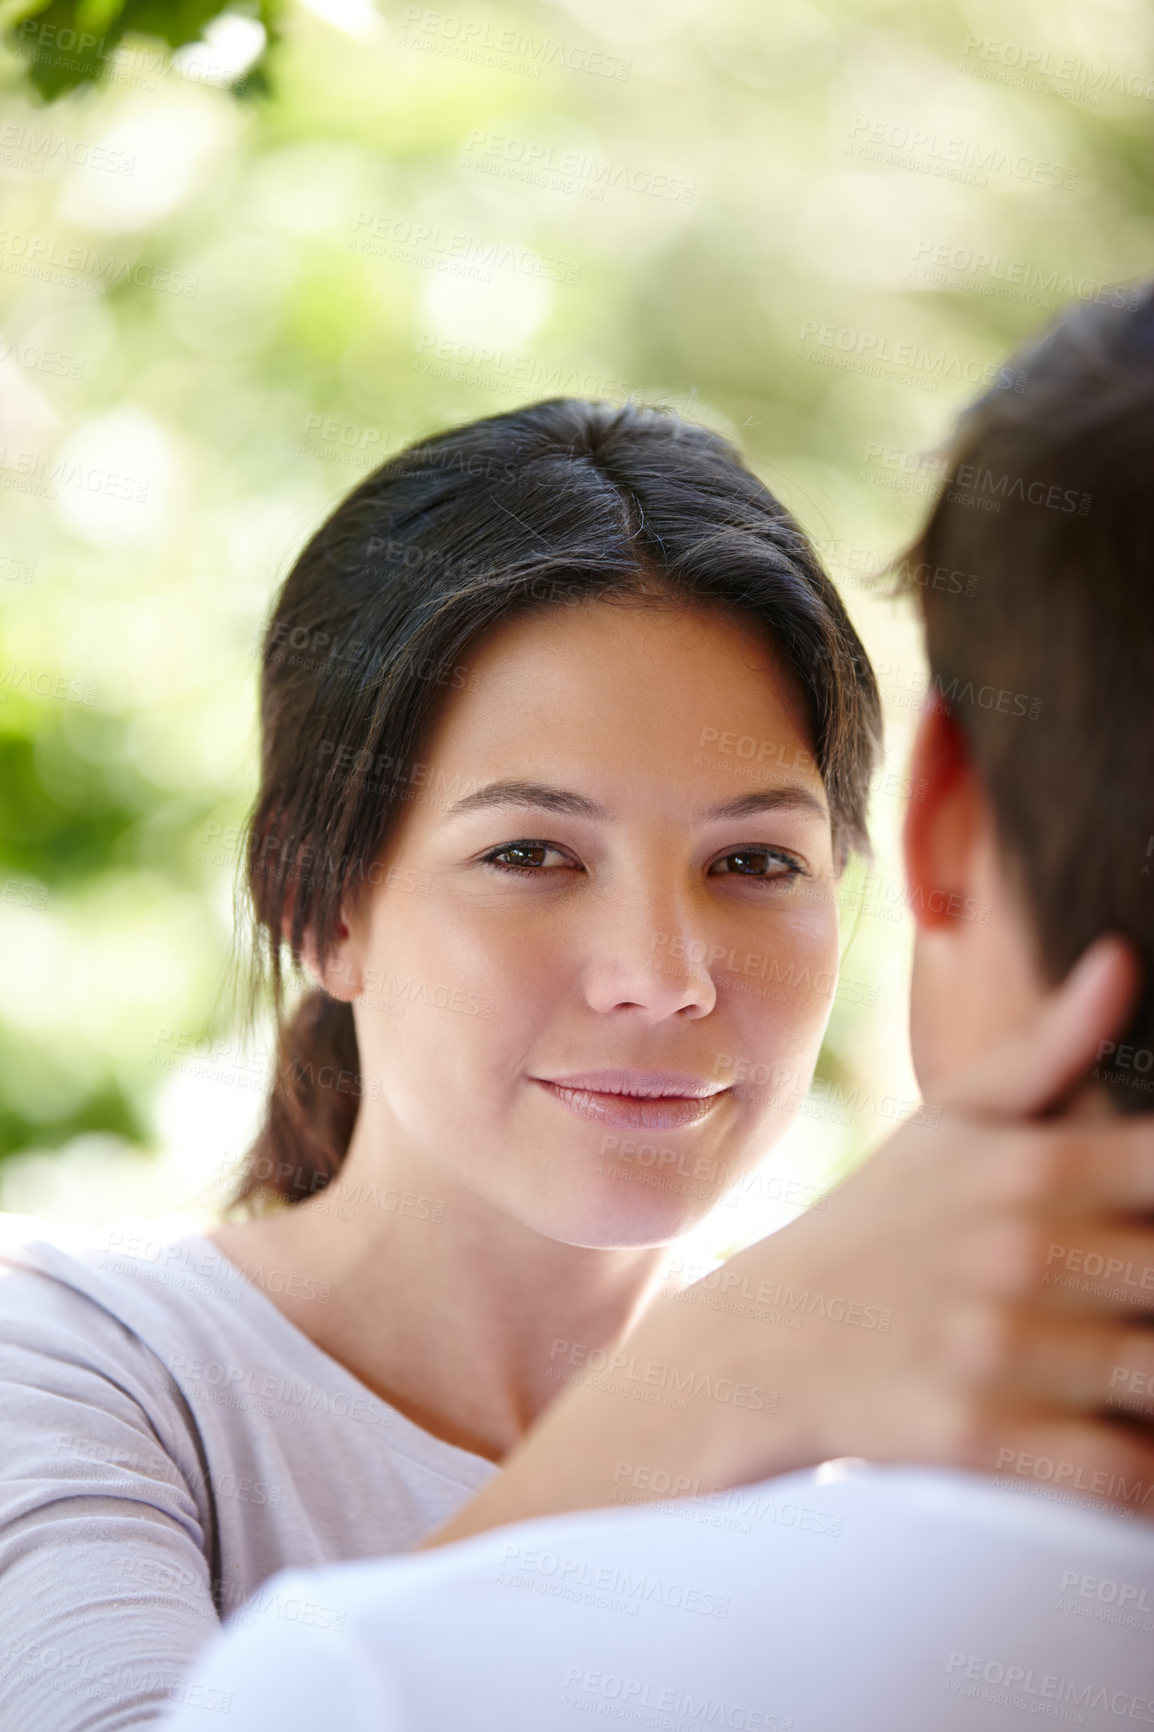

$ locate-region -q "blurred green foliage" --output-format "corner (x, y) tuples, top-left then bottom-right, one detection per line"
(5, 0), (280, 101)
(0, 0), (1151, 1231)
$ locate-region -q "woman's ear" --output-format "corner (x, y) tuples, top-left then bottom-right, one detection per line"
(281, 908), (362, 1002)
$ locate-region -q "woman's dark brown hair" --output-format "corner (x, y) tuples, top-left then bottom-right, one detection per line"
(227, 397), (883, 1214)
(896, 285), (1154, 1110)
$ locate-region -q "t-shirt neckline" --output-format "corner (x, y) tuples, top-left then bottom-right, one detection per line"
(174, 1230), (500, 1491)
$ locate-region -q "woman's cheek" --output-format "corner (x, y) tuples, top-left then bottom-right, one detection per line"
(721, 894), (839, 994)
(721, 904), (839, 1079)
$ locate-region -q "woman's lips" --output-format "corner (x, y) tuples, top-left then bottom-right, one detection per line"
(533, 1080), (728, 1130)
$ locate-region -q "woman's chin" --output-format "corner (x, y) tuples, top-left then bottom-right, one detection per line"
(531, 1179), (721, 1250)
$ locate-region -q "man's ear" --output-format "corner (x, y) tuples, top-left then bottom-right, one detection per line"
(902, 701), (985, 933)
(280, 907), (361, 1002)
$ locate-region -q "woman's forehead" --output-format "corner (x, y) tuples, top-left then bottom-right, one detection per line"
(447, 599), (814, 743)
(395, 602), (829, 835)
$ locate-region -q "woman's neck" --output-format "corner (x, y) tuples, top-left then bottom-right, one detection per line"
(208, 1133), (675, 1462)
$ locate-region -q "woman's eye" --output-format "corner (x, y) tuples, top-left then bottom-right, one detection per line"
(709, 848), (805, 884)
(483, 841), (576, 876)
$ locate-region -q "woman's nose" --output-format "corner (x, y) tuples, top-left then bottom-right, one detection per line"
(579, 898), (719, 1021)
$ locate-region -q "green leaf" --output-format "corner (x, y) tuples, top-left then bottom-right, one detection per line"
(4, 0), (280, 100)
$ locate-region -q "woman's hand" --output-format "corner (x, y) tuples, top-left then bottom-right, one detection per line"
(423, 937), (1154, 1547)
(664, 936), (1154, 1499)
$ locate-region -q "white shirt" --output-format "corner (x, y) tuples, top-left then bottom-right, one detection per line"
(158, 1459), (1154, 1731)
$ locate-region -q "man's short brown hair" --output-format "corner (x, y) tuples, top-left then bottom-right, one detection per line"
(897, 286), (1154, 1110)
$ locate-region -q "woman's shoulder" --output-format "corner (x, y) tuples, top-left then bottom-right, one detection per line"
(0, 1212), (228, 1426)
(0, 1211), (455, 1469)
(0, 1212), (498, 1557)
(0, 1211), (225, 1340)
(0, 1215), (223, 1542)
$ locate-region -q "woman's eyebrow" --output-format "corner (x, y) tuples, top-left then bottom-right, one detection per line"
(443, 780), (827, 822)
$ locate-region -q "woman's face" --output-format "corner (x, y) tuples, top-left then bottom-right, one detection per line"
(333, 599), (840, 1248)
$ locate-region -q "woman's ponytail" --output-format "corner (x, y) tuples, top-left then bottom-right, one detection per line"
(229, 989), (360, 1212)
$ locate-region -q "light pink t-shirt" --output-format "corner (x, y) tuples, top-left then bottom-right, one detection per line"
(0, 1213), (497, 1730)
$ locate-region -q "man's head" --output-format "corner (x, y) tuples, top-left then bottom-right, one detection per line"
(898, 286), (1154, 1109)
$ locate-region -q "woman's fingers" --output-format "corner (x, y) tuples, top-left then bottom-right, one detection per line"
(1034, 1226), (1154, 1314)
(954, 1311), (1154, 1412)
(955, 1116), (1154, 1214)
(944, 1213), (1154, 1314)
(968, 1414), (1154, 1519)
(1036, 1117), (1154, 1212)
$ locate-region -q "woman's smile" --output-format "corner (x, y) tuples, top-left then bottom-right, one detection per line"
(531, 1069), (733, 1131)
